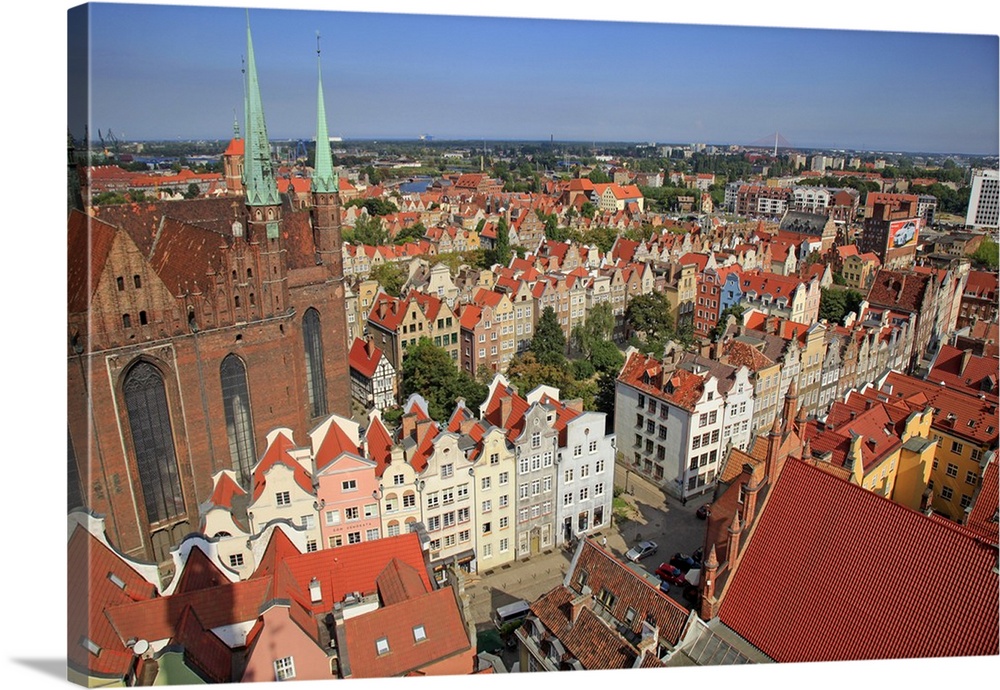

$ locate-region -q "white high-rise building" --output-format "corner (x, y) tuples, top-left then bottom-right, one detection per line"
(965, 169), (999, 229)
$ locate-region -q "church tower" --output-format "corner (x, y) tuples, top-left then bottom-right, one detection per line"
(243, 16), (289, 315)
(311, 39), (344, 279)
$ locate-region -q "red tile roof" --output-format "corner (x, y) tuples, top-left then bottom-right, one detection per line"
(169, 605), (235, 683)
(349, 338), (384, 380)
(280, 533), (431, 615)
(343, 587), (472, 678)
(67, 525), (159, 679)
(927, 344), (999, 396)
(170, 544), (232, 594)
(223, 137), (244, 156)
(965, 454), (998, 543)
(366, 415), (394, 477)
(718, 459), (999, 662)
(314, 416), (364, 473)
(67, 210), (118, 314)
(251, 431), (313, 502)
(375, 558), (430, 606)
(618, 351), (707, 411)
(207, 471), (246, 510)
(867, 269), (933, 313)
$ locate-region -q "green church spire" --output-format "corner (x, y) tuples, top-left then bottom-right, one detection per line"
(311, 33), (338, 195)
(243, 13), (279, 208)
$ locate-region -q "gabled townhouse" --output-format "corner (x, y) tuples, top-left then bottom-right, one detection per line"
(458, 288), (516, 377)
(683, 349), (755, 453)
(717, 336), (782, 436)
(247, 429), (320, 548)
(447, 402), (518, 571)
(349, 337), (397, 411)
(412, 414), (478, 582)
(842, 250), (881, 290)
(518, 388), (617, 545)
(376, 405), (430, 540)
(616, 348), (726, 501)
(494, 275), (536, 353)
(481, 376), (560, 557)
(736, 269), (819, 325)
(866, 268), (938, 370)
(311, 414), (380, 550)
(198, 469), (254, 576)
(694, 264), (742, 338)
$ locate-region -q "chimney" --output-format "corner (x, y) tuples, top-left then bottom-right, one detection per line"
(401, 412), (418, 441)
(570, 587), (593, 625)
(960, 348), (973, 375)
(500, 395), (513, 428)
(766, 416), (782, 486)
(309, 577), (322, 604)
(699, 545), (720, 621)
(726, 514), (742, 569)
(415, 418), (434, 446)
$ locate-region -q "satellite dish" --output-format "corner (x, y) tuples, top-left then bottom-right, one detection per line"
(132, 639), (150, 656)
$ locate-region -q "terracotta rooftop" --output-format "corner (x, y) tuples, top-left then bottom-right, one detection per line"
(718, 459), (999, 662)
(343, 587), (471, 678)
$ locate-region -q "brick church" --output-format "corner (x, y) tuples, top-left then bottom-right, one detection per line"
(67, 23), (350, 563)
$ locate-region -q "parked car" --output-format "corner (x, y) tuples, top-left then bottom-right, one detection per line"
(670, 552), (701, 572)
(625, 540), (658, 562)
(696, 504), (711, 519)
(655, 563), (687, 586)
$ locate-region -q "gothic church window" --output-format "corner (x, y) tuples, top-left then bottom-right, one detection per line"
(123, 361), (184, 526)
(303, 308), (327, 417)
(221, 354), (256, 485)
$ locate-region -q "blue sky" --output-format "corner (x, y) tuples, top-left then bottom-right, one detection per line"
(73, 1), (999, 154)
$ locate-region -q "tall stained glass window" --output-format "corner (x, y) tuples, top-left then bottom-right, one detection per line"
(123, 362), (184, 525)
(221, 354), (256, 485)
(303, 308), (327, 417)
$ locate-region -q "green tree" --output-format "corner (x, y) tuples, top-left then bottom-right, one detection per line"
(348, 215), (388, 246)
(624, 292), (674, 354)
(709, 304), (745, 343)
(370, 262), (406, 297)
(590, 339), (625, 375)
(401, 338), (486, 421)
(819, 287), (865, 325)
(594, 371), (618, 434)
(969, 237), (999, 269)
(588, 169), (610, 184)
(584, 226), (618, 254)
(530, 307), (567, 366)
(491, 216), (512, 267)
(506, 352), (574, 398)
(580, 201), (597, 220)
(184, 182), (200, 199)
(394, 222), (426, 245)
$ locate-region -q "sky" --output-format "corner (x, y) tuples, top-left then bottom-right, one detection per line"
(73, 1), (999, 155)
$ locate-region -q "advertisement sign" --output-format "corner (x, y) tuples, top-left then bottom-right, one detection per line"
(888, 218), (920, 249)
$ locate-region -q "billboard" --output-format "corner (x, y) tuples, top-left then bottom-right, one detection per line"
(888, 218), (920, 249)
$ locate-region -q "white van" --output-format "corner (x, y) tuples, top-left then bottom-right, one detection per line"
(493, 599), (531, 629)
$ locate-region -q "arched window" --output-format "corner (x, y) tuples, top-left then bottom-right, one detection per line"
(303, 308), (327, 417)
(221, 354), (256, 485)
(123, 361), (184, 526)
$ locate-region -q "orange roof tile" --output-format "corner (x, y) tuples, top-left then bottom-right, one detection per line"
(719, 459), (999, 662)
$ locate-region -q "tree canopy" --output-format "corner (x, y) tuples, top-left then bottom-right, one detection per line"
(819, 287), (865, 325)
(624, 292), (674, 355)
(968, 237), (998, 270)
(344, 214), (388, 246)
(401, 338), (486, 421)
(530, 306), (567, 366)
(370, 262), (406, 297)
